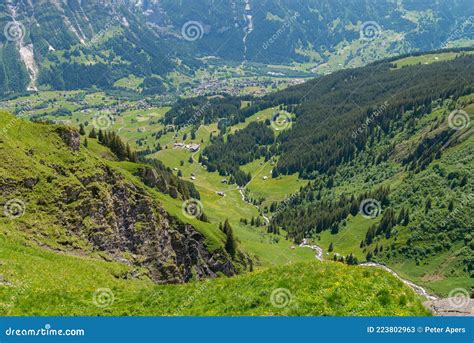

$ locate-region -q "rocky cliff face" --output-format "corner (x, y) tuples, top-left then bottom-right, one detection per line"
(68, 164), (237, 284)
(55, 127), (80, 151)
(0, 118), (242, 284)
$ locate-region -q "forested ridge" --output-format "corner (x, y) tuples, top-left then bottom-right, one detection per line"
(197, 54), (473, 280)
(200, 54), (474, 179)
(202, 122), (275, 186)
(273, 54), (474, 178)
(2, 0), (473, 96)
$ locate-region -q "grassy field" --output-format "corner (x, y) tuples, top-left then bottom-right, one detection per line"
(0, 232), (429, 316)
(317, 215), (382, 261)
(148, 119), (315, 266)
(0, 111), (430, 316)
(392, 51), (474, 68)
(241, 157), (303, 208)
(2, 66), (471, 298)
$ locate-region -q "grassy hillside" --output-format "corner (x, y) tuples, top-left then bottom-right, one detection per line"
(274, 92), (474, 296)
(0, 230), (429, 316)
(0, 111), (253, 287)
(0, 111), (432, 316)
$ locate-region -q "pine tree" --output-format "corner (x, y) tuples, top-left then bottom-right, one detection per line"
(328, 242), (334, 252)
(366, 251), (373, 261)
(79, 124), (86, 136)
(223, 219), (236, 257)
(448, 200), (454, 212)
(89, 127), (97, 139)
(403, 210), (410, 226)
(425, 198), (432, 213)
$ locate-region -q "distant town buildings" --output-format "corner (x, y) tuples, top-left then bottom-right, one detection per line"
(173, 142), (200, 152)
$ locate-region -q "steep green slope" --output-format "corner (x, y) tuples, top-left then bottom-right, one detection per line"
(178, 54), (473, 296)
(0, 112), (431, 316)
(0, 111), (246, 285)
(0, 231), (429, 316)
(272, 89), (474, 296)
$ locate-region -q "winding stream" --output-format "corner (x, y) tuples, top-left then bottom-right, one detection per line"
(298, 239), (438, 300)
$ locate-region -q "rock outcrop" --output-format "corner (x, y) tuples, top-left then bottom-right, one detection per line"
(424, 298), (474, 316)
(61, 164), (238, 283)
(1, 124), (243, 284)
(55, 127), (80, 151)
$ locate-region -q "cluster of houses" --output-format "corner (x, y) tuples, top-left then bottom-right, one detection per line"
(190, 77), (304, 97)
(173, 142), (200, 152)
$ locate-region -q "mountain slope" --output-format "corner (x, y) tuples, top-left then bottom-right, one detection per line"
(0, 111), (244, 284)
(0, 234), (429, 316)
(0, 112), (432, 316)
(154, 0), (474, 63)
(1, 0), (473, 96)
(189, 54), (474, 295)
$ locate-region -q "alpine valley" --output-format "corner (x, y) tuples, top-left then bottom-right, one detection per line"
(0, 0), (473, 316)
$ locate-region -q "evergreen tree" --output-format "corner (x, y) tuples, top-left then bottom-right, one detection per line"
(98, 129), (104, 143)
(425, 198), (432, 213)
(89, 127), (97, 139)
(448, 200), (454, 212)
(223, 219), (237, 257)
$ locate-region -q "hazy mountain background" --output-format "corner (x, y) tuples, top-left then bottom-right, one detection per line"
(0, 0), (473, 96)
